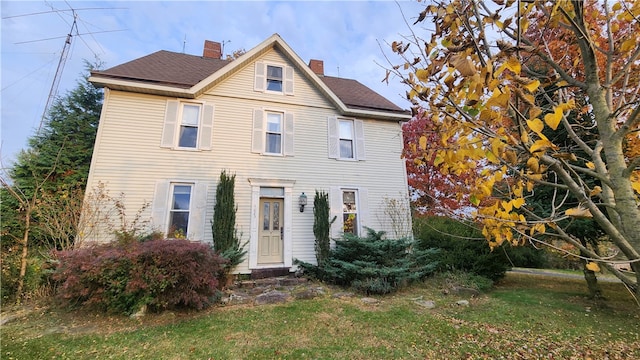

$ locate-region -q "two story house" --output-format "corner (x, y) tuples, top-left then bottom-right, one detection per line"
(84, 34), (412, 275)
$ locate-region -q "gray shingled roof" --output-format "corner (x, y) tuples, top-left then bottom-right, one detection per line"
(92, 50), (405, 113)
(92, 50), (230, 88)
(319, 76), (404, 113)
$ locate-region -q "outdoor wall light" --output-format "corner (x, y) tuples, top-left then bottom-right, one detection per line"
(299, 192), (308, 212)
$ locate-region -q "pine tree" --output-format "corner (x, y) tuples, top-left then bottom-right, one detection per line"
(1, 61), (103, 249)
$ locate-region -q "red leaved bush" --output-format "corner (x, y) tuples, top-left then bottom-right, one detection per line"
(52, 240), (226, 314)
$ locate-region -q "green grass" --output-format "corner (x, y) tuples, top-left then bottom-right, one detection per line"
(2, 273), (639, 359)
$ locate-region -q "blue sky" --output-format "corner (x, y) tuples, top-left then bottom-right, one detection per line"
(1, 0), (424, 166)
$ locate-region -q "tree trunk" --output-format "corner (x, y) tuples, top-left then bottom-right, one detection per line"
(15, 211), (31, 305)
(582, 264), (603, 300)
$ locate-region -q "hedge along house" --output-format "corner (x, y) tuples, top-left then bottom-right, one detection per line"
(84, 34), (412, 275)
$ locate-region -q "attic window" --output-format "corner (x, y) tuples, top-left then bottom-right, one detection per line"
(254, 62), (294, 95)
(266, 65), (283, 92)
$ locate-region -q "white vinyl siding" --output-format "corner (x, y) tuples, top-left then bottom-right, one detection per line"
(160, 100), (214, 150)
(254, 61), (294, 95)
(81, 43), (411, 272)
(252, 109), (294, 156)
(328, 116), (366, 160)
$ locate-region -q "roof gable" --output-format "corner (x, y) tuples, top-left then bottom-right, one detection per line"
(90, 34), (410, 120)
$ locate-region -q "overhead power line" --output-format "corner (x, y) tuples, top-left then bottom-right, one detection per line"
(38, 10), (78, 133)
(2, 7), (127, 20)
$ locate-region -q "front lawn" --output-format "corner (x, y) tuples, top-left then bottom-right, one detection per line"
(2, 272), (639, 359)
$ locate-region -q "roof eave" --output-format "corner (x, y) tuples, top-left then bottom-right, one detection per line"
(343, 108), (412, 121)
(89, 76), (197, 98)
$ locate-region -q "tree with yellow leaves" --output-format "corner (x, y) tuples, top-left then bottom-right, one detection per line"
(388, 0), (640, 297)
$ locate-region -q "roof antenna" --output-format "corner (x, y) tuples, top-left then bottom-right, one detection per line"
(182, 34), (187, 53)
(337, 65), (340, 77)
(222, 40), (231, 58)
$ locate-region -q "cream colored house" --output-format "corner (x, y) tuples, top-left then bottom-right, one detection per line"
(85, 34), (412, 275)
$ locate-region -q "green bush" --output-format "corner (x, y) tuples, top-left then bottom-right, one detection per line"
(296, 228), (439, 295)
(52, 240), (226, 314)
(1, 250), (51, 303)
(413, 216), (520, 281)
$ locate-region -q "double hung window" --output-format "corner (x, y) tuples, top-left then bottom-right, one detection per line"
(160, 101), (214, 151)
(178, 104), (200, 148)
(339, 120), (355, 159)
(168, 184), (192, 238)
(265, 112), (283, 154)
(266, 65), (283, 92)
(252, 109), (294, 156)
(254, 62), (294, 95)
(328, 116), (366, 160)
(342, 190), (358, 236)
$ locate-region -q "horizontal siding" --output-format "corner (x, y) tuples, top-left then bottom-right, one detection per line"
(84, 56), (411, 272)
(208, 49), (334, 109)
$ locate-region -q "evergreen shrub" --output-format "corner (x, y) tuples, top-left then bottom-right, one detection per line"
(296, 228), (439, 295)
(413, 216), (545, 281)
(212, 171), (246, 272)
(52, 239), (225, 314)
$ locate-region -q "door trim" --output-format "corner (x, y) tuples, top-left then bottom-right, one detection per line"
(248, 178), (295, 270)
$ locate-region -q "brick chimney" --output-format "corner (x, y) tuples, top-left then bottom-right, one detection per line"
(203, 40), (222, 59)
(309, 59), (324, 75)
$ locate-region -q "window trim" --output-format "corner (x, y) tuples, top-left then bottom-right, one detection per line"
(167, 183), (193, 238)
(265, 111), (284, 155)
(339, 119), (355, 160)
(176, 103), (201, 149)
(265, 65), (284, 93)
(341, 189), (359, 236)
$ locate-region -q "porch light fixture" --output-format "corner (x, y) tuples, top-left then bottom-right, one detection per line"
(299, 192), (308, 212)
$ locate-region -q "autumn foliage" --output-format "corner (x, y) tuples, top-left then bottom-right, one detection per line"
(53, 239), (225, 314)
(403, 108), (478, 216)
(388, 0), (640, 295)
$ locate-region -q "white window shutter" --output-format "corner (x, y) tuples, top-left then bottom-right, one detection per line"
(358, 188), (369, 235)
(329, 186), (342, 239)
(284, 112), (295, 156)
(251, 109), (265, 154)
(199, 104), (214, 150)
(254, 62), (265, 92)
(327, 116), (339, 159)
(188, 182), (209, 241)
(355, 119), (366, 161)
(161, 101), (179, 148)
(284, 66), (294, 95)
(151, 180), (170, 235)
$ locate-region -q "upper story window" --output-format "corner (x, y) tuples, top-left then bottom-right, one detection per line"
(266, 65), (283, 92)
(266, 112), (283, 154)
(254, 61), (294, 95)
(328, 116), (366, 161)
(339, 120), (355, 159)
(252, 109), (294, 156)
(179, 104), (200, 148)
(161, 100), (214, 151)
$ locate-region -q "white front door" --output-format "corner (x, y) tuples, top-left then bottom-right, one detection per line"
(258, 198), (284, 264)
